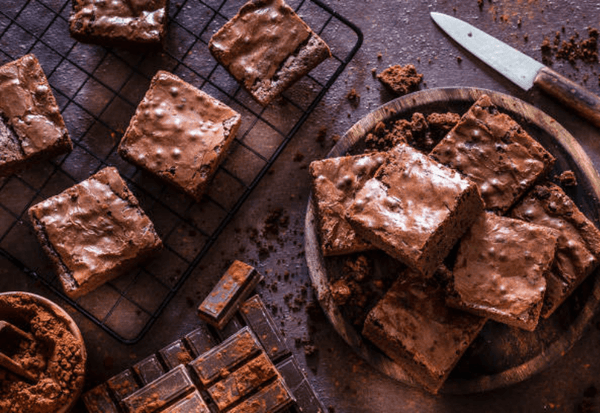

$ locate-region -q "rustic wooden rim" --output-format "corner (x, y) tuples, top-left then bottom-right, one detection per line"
(0, 291), (87, 412)
(304, 87), (600, 394)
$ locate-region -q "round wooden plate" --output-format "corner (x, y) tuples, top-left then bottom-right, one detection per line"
(304, 87), (600, 394)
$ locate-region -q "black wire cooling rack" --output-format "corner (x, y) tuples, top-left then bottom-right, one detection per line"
(0, 0), (362, 343)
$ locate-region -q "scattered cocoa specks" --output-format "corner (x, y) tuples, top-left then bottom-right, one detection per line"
(346, 88), (360, 108)
(542, 27), (599, 66)
(456, 56), (463, 63)
(293, 152), (305, 162)
(316, 126), (327, 144)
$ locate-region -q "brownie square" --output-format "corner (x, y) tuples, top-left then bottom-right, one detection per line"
(448, 212), (559, 331)
(346, 143), (484, 278)
(0, 54), (72, 177)
(511, 183), (600, 318)
(28, 167), (162, 299)
(119, 71), (242, 201)
(309, 153), (386, 256)
(208, 0), (331, 106)
(362, 267), (486, 394)
(430, 95), (555, 213)
(69, 0), (169, 47)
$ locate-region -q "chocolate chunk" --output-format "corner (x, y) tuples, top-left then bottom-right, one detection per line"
(198, 260), (263, 329)
(122, 365), (195, 413)
(159, 340), (193, 370)
(28, 167), (163, 299)
(208, 0), (331, 106)
(133, 355), (165, 385)
(82, 383), (120, 413)
(0, 54), (72, 177)
(162, 390), (211, 413)
(292, 380), (325, 413)
(107, 369), (140, 401)
(189, 327), (262, 385)
(184, 326), (217, 357)
(216, 315), (245, 341)
(276, 358), (304, 391)
(241, 295), (290, 361)
(227, 377), (293, 413)
(346, 143), (484, 278)
(119, 71), (242, 201)
(208, 353), (278, 410)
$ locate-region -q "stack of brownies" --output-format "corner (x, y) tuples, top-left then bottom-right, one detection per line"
(309, 95), (600, 393)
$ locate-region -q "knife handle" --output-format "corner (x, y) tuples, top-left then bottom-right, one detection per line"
(534, 67), (600, 128)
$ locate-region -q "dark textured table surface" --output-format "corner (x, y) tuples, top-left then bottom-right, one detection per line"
(2, 1), (600, 412)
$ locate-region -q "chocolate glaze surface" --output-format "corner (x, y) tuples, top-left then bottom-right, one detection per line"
(0, 54), (71, 175)
(346, 143), (482, 276)
(210, 0), (311, 90)
(119, 71), (241, 201)
(362, 268), (486, 393)
(431, 95), (555, 213)
(28, 167), (162, 297)
(452, 212), (558, 330)
(309, 152), (386, 256)
(511, 183), (600, 317)
(69, 0), (168, 45)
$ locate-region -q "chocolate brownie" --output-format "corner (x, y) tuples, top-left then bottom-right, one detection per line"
(448, 212), (559, 331)
(69, 0), (169, 47)
(430, 95), (555, 213)
(0, 54), (72, 177)
(511, 183), (600, 318)
(209, 0), (331, 106)
(309, 152), (386, 256)
(346, 143), (484, 278)
(362, 267), (486, 394)
(119, 71), (242, 201)
(377, 64), (423, 96)
(28, 167), (162, 299)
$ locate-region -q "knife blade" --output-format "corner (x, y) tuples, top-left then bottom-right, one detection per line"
(431, 12), (600, 128)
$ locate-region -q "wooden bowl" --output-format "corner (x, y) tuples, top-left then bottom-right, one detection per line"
(304, 87), (600, 394)
(0, 291), (86, 412)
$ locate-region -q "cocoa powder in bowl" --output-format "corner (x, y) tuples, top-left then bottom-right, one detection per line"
(0, 292), (86, 413)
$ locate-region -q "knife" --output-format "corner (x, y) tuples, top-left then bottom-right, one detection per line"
(431, 12), (600, 128)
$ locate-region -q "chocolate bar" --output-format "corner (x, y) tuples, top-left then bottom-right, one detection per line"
(82, 383), (120, 413)
(133, 355), (165, 385)
(189, 327), (262, 385)
(162, 391), (211, 413)
(276, 358), (326, 413)
(121, 365), (195, 413)
(107, 369), (139, 401)
(184, 326), (216, 357)
(241, 295), (290, 361)
(216, 315), (244, 341)
(198, 260), (263, 328)
(227, 377), (294, 413)
(208, 352), (278, 410)
(159, 340), (193, 370)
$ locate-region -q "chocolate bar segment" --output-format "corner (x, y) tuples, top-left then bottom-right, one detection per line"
(189, 327), (262, 385)
(162, 391), (211, 413)
(198, 260), (263, 329)
(133, 355), (165, 385)
(107, 369), (140, 401)
(227, 377), (294, 413)
(184, 326), (216, 357)
(159, 339), (193, 370)
(82, 383), (120, 413)
(241, 295), (290, 361)
(208, 352), (278, 410)
(276, 358), (325, 413)
(121, 365), (194, 413)
(217, 315), (245, 341)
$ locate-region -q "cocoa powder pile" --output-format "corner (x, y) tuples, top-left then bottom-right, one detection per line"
(0, 294), (85, 413)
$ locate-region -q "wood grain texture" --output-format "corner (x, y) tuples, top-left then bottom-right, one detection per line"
(304, 87), (600, 394)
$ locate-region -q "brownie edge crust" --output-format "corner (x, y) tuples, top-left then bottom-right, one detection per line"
(28, 167), (163, 299)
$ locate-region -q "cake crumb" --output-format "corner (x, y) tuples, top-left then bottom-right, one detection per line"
(347, 88), (360, 107)
(556, 170), (577, 186)
(377, 64), (423, 96)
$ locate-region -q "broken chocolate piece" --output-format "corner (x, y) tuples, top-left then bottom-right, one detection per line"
(198, 260), (263, 329)
(122, 365), (195, 413)
(133, 354), (165, 385)
(159, 339), (193, 370)
(82, 383), (120, 413)
(208, 352), (278, 410)
(189, 327), (262, 385)
(241, 295), (290, 361)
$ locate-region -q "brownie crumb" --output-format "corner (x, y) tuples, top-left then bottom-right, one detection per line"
(541, 37), (554, 64)
(456, 56), (463, 63)
(477, 0), (483, 9)
(263, 208), (289, 237)
(377, 64), (423, 96)
(347, 88), (360, 108)
(542, 27), (599, 65)
(556, 170), (578, 186)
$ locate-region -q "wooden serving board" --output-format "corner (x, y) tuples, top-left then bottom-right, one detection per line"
(304, 87), (600, 394)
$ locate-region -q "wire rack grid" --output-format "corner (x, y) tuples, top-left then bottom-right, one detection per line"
(0, 0), (362, 343)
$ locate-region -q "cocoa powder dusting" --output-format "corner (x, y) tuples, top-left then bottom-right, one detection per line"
(0, 295), (85, 413)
